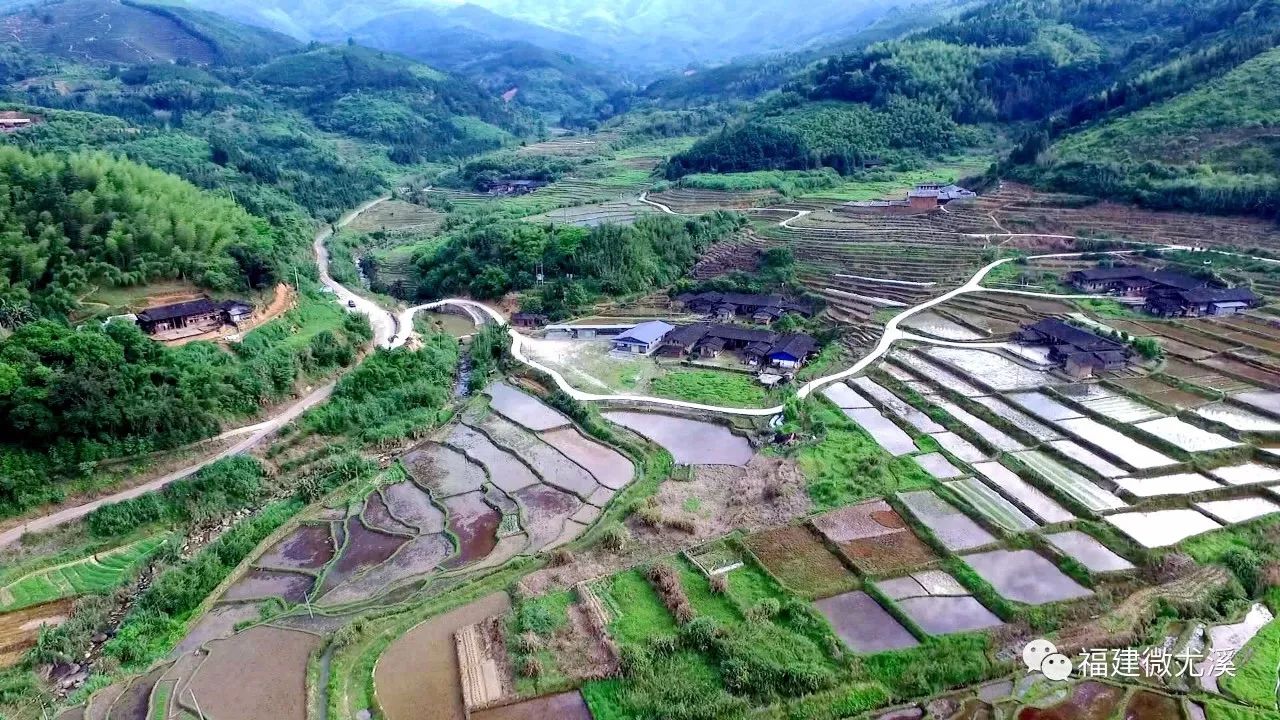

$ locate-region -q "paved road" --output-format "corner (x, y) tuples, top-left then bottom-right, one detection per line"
(315, 195), (399, 348)
(0, 383), (333, 548)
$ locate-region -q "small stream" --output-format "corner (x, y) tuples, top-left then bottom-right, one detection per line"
(454, 353), (473, 397)
(314, 645), (334, 720)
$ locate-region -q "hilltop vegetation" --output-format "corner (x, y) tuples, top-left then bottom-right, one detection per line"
(0, 146), (280, 317)
(1023, 46), (1280, 217)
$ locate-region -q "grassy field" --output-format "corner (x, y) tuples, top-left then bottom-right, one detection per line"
(596, 569), (679, 646)
(797, 400), (934, 510)
(0, 536), (166, 612)
(1222, 616), (1280, 710)
(649, 370), (768, 408)
(243, 293), (347, 352)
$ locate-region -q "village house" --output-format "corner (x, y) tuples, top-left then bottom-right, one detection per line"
(843, 182), (976, 212)
(610, 320), (674, 355)
(1065, 266), (1208, 296)
(1015, 318), (1131, 379)
(135, 297), (253, 335)
(658, 322), (817, 369)
(480, 179), (546, 195)
(511, 312), (548, 328)
(676, 292), (814, 322)
(1146, 286), (1262, 317)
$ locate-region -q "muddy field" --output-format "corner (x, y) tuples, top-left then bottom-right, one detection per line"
(0, 598), (72, 667)
(486, 383), (570, 431)
(813, 500), (940, 574)
(255, 523), (335, 571)
(376, 592), (512, 720)
(898, 491), (995, 552)
(815, 591), (919, 653)
(602, 411), (754, 465)
(743, 526), (856, 598)
(184, 626), (321, 720)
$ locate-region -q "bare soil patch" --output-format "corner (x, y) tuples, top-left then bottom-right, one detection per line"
(221, 569), (313, 603)
(813, 500), (938, 575)
(0, 598), (72, 667)
(473, 691), (594, 720)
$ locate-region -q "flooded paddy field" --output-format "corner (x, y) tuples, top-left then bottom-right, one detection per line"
(404, 444), (487, 497)
(485, 382), (570, 431)
(540, 427), (634, 489)
(1044, 530), (1133, 573)
(820, 381), (873, 409)
(1210, 462), (1280, 486)
(1194, 496), (1280, 524)
(476, 414), (601, 497)
(184, 626), (321, 720)
(1133, 417), (1238, 452)
(382, 481), (447, 533)
(933, 398), (1027, 453)
(898, 490), (995, 551)
(961, 549), (1091, 604)
(926, 347), (1060, 392)
(944, 478), (1039, 532)
(1070, 392), (1163, 424)
(1106, 509), (1222, 548)
(1046, 440), (1127, 479)
(932, 432), (989, 463)
(375, 592), (512, 720)
(1196, 403), (1280, 432)
(441, 492), (501, 568)
(915, 452), (965, 479)
(221, 569), (314, 603)
(320, 516), (408, 595)
(446, 424), (541, 493)
(1054, 418), (1177, 470)
(1007, 392), (1083, 422)
(970, 396), (1061, 441)
(602, 411), (753, 465)
(878, 570), (1003, 635)
(1235, 389), (1280, 416)
(852, 377), (945, 433)
(892, 350), (984, 397)
(844, 408), (918, 456)
(971, 462), (1074, 524)
(254, 523), (335, 571)
(902, 312), (986, 341)
(815, 591), (919, 653)
(513, 484), (581, 551)
(1113, 472), (1220, 498)
(1012, 451), (1126, 512)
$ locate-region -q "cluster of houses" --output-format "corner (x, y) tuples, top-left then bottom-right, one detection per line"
(1015, 318), (1131, 379)
(611, 320), (818, 370)
(478, 179), (547, 195)
(1066, 265), (1261, 317)
(674, 291), (815, 325)
(134, 297), (254, 335)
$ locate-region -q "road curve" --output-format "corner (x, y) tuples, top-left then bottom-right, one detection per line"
(0, 384), (333, 548)
(315, 195), (399, 348)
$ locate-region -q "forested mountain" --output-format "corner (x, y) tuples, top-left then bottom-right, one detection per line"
(667, 0), (1280, 206)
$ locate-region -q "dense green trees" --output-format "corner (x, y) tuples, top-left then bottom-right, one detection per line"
(86, 456), (265, 537)
(0, 147), (280, 317)
(665, 99), (961, 178)
(412, 211), (745, 302)
(0, 302), (370, 516)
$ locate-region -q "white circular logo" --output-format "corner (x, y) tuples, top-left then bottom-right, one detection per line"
(1022, 638), (1058, 672)
(1041, 653), (1073, 681)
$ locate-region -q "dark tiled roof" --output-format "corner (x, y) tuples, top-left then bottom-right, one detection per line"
(137, 298), (218, 323)
(1069, 265), (1206, 290)
(1177, 287), (1260, 304)
(769, 334), (817, 359)
(1018, 319), (1126, 353)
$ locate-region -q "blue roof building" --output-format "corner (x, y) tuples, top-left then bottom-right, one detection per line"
(611, 320), (675, 355)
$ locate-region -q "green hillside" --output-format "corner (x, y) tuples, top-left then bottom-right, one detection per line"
(1026, 47), (1280, 215)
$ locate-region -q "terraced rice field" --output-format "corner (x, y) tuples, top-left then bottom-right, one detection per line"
(1133, 417), (1239, 452)
(648, 187), (779, 213)
(814, 591), (919, 653)
(1114, 472), (1221, 498)
(601, 411), (753, 465)
(931, 398), (1026, 453)
(1106, 509), (1222, 548)
(1195, 496), (1280, 524)
(810, 499), (938, 575)
(843, 408), (918, 456)
(914, 452), (965, 479)
(891, 351), (984, 397)
(1012, 451), (1127, 512)
(182, 626), (321, 720)
(0, 536), (165, 612)
(819, 381), (872, 409)
(876, 570), (1003, 635)
(1211, 462), (1280, 486)
(486, 382), (571, 431)
(1113, 377), (1211, 410)
(1196, 403), (1280, 432)
(925, 347), (1059, 392)
(1046, 440), (1127, 479)
(851, 377), (944, 433)
(943, 478), (1038, 532)
(970, 462), (1074, 524)
(1006, 392), (1083, 422)
(969, 396), (1061, 441)
(526, 197), (655, 227)
(961, 549), (1091, 604)
(1044, 530), (1133, 573)
(898, 490), (995, 551)
(1054, 418), (1177, 470)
